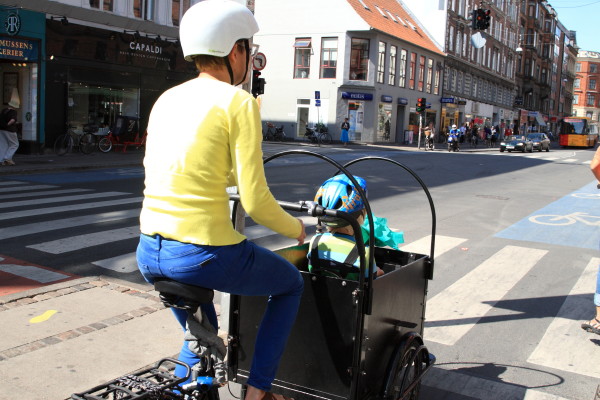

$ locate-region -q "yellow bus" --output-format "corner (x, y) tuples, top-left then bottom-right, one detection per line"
(559, 117), (599, 148)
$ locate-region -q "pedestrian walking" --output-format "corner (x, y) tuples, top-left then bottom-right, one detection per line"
(581, 145), (600, 336)
(340, 117), (350, 147)
(135, 2), (306, 400)
(0, 88), (20, 166)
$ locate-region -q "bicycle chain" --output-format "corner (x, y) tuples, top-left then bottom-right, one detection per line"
(115, 374), (165, 400)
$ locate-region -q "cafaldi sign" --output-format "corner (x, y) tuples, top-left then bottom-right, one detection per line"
(0, 36), (38, 61)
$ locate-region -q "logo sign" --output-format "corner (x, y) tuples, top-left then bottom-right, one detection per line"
(397, 97), (408, 105)
(381, 95), (393, 103)
(440, 97), (455, 103)
(0, 37), (37, 61)
(253, 52), (266, 70)
(341, 92), (373, 101)
(4, 13), (20, 36)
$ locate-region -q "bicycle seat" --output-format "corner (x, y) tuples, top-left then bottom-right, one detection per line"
(154, 279), (214, 311)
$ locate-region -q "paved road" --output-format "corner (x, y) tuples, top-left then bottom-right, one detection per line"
(0, 144), (598, 400)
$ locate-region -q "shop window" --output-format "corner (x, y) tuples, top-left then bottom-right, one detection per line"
(89, 0), (113, 12)
(293, 38), (311, 79)
(377, 41), (386, 83)
(68, 84), (140, 136)
(377, 103), (392, 141)
(348, 101), (363, 140)
(172, 0), (191, 26)
(320, 38), (337, 79)
(350, 38), (369, 81)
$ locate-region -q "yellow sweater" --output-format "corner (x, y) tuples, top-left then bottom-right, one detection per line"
(140, 77), (301, 245)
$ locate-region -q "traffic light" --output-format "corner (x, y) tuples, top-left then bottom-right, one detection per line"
(481, 9), (491, 30)
(251, 70), (265, 98)
(474, 9), (491, 30)
(471, 9), (478, 30)
(416, 97), (426, 113)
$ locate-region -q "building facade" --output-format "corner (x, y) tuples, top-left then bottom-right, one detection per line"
(253, 0), (445, 144)
(0, 0), (201, 154)
(573, 50), (600, 128)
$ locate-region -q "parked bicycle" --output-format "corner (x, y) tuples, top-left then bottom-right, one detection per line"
(305, 124), (332, 145)
(54, 125), (96, 156)
(263, 122), (286, 141)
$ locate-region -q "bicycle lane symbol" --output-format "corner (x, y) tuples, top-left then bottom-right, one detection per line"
(495, 181), (600, 250)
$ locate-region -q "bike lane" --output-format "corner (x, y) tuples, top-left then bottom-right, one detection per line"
(495, 181), (600, 250)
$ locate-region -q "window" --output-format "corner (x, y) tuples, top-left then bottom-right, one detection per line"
(418, 55), (425, 91)
(590, 79), (597, 90)
(587, 93), (595, 106)
(426, 58), (433, 93)
(90, 0), (113, 11)
(586, 111), (593, 119)
(171, 0), (190, 26)
(388, 45), (397, 85)
(399, 49), (407, 87)
(591, 64), (598, 73)
(575, 63), (581, 72)
(320, 38), (337, 79)
(573, 94), (578, 105)
(377, 41), (386, 83)
(574, 78), (580, 89)
(434, 65), (440, 95)
(350, 38), (369, 81)
(409, 52), (416, 90)
(293, 38), (311, 79)
(134, 0), (154, 19)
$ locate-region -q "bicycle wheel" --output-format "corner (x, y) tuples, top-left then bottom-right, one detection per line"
(319, 133), (332, 145)
(79, 133), (95, 154)
(98, 137), (113, 153)
(54, 134), (73, 156)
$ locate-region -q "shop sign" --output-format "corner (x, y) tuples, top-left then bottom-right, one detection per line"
(341, 92), (373, 101)
(440, 97), (455, 103)
(0, 37), (37, 61)
(380, 95), (393, 103)
(129, 41), (163, 55)
(457, 100), (467, 105)
(4, 13), (20, 36)
(397, 97), (408, 105)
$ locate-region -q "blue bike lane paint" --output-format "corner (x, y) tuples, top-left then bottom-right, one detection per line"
(495, 181), (600, 250)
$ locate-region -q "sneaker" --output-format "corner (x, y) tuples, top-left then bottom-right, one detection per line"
(2, 160), (15, 166)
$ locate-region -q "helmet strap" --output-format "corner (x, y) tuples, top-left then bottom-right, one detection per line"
(225, 40), (250, 86)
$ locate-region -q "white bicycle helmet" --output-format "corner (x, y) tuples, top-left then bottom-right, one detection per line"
(180, 0), (259, 61)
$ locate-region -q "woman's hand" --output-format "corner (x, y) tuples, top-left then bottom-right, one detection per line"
(296, 218), (306, 245)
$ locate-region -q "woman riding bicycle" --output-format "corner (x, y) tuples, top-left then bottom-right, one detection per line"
(136, 2), (306, 400)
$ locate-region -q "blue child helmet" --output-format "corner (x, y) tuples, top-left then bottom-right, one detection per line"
(315, 174), (367, 227)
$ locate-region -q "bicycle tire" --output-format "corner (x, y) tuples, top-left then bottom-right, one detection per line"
(98, 137), (112, 153)
(54, 134), (73, 156)
(319, 133), (332, 145)
(79, 133), (95, 154)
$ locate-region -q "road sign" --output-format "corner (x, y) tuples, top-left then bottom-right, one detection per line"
(252, 52), (267, 70)
(315, 91), (320, 100)
(315, 99), (321, 107)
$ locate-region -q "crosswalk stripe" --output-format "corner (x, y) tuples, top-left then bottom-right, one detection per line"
(0, 263), (71, 283)
(0, 192), (129, 209)
(0, 184), (57, 193)
(561, 158), (577, 162)
(527, 257), (600, 379)
(93, 253), (138, 273)
(400, 234), (467, 258)
(0, 197), (143, 221)
(0, 180), (26, 186)
(0, 188), (92, 200)
(27, 226), (141, 254)
(424, 245), (548, 345)
(0, 209), (140, 240)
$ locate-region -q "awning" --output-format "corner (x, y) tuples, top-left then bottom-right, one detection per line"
(535, 114), (546, 126)
(293, 39), (312, 48)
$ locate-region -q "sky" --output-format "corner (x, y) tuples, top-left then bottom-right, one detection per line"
(550, 0), (600, 52)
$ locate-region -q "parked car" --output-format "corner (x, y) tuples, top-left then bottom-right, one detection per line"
(499, 135), (533, 153)
(527, 132), (551, 152)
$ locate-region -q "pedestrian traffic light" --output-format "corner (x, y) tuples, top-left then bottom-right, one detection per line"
(251, 70), (265, 98)
(416, 97), (426, 113)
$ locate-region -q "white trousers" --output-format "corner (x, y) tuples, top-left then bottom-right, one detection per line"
(0, 129), (18, 161)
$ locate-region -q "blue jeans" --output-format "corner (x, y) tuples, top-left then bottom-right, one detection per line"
(595, 265), (600, 308)
(136, 234), (304, 391)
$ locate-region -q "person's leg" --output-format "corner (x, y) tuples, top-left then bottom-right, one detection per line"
(0, 131), (8, 161)
(4, 131), (18, 161)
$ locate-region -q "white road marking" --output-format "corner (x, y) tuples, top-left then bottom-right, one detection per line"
(0, 197), (143, 221)
(0, 184), (57, 193)
(527, 257), (600, 379)
(0, 181), (26, 186)
(0, 262), (71, 283)
(28, 226), (141, 254)
(0, 192), (129, 209)
(400, 234), (467, 258)
(0, 209), (140, 240)
(425, 245), (548, 345)
(0, 188), (92, 200)
(93, 253), (139, 273)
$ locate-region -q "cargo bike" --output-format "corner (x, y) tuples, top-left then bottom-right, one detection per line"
(70, 150), (436, 400)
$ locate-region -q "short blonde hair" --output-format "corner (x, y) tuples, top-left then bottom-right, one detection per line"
(192, 40), (245, 72)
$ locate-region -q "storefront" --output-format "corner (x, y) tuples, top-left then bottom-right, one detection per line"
(341, 91), (372, 142)
(44, 18), (195, 150)
(0, 7), (45, 154)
